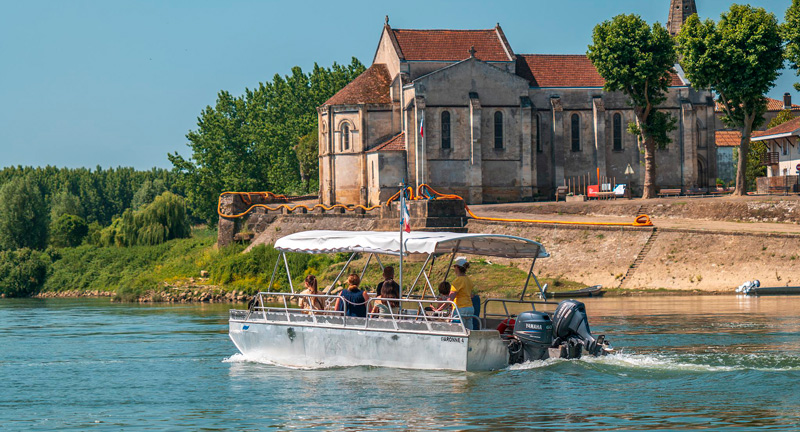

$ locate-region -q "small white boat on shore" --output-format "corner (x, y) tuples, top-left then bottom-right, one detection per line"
(229, 230), (611, 371)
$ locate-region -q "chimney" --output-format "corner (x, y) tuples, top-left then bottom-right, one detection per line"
(784, 92), (792, 110)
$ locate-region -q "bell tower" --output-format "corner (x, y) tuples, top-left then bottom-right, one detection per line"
(667, 0), (698, 37)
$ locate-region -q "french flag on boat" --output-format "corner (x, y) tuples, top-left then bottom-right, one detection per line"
(419, 116), (424, 138)
(401, 198), (411, 233)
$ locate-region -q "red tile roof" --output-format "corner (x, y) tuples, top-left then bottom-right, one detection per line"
(516, 54), (684, 88)
(715, 97), (800, 113)
(715, 130), (741, 147)
(757, 116), (800, 137)
(391, 29), (513, 62)
(323, 64), (392, 106)
(368, 132), (405, 152)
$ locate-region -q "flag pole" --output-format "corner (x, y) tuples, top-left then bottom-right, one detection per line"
(399, 183), (405, 298)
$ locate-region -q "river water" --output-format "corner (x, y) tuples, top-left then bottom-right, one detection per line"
(1, 296), (799, 431)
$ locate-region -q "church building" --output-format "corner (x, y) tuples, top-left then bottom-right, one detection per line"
(318, 0), (716, 205)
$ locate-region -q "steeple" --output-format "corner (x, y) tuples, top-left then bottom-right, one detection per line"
(667, 0), (698, 37)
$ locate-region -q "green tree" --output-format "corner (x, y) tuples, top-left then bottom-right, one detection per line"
(295, 133), (318, 193)
(98, 191), (190, 247)
(677, 6), (784, 196)
(169, 58), (365, 224)
(587, 14), (677, 199)
(49, 188), (83, 220)
(0, 248), (50, 297)
(0, 175), (49, 250)
(131, 179), (167, 209)
(767, 109), (796, 129)
(50, 214), (89, 248)
(784, 0), (800, 91)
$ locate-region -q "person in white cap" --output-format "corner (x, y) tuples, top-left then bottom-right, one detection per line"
(447, 257), (474, 330)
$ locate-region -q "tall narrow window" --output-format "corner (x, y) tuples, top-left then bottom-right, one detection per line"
(441, 111), (451, 149)
(494, 111), (503, 149)
(613, 113), (622, 151)
(571, 114), (581, 152)
(342, 124), (350, 151)
(536, 114), (542, 153)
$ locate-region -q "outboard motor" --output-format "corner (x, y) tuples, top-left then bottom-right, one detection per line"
(551, 299), (607, 357)
(512, 311), (553, 361)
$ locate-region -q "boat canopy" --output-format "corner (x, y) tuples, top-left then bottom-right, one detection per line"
(273, 230), (549, 259)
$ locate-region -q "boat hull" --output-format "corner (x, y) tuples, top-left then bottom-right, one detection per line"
(745, 286), (800, 296)
(229, 320), (509, 371)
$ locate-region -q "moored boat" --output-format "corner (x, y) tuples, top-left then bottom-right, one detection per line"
(229, 230), (612, 371)
(539, 284), (605, 299)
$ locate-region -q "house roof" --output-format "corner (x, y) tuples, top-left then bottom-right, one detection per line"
(368, 132), (405, 152)
(515, 54), (684, 88)
(715, 130), (742, 147)
(715, 97), (800, 113)
(323, 64), (392, 106)
(390, 28), (513, 62)
(750, 117), (800, 142)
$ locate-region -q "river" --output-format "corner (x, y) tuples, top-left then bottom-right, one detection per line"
(1, 296), (799, 431)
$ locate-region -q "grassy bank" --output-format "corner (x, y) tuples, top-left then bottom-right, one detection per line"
(33, 228), (588, 301)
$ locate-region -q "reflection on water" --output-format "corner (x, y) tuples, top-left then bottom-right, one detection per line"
(2, 296), (800, 430)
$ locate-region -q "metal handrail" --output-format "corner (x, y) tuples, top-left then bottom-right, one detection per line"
(482, 298), (556, 321)
(235, 292), (467, 335)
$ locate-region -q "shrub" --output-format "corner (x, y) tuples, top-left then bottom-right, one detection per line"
(50, 214), (89, 247)
(0, 248), (51, 297)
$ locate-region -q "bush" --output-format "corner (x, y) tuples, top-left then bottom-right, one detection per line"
(50, 214), (89, 247)
(0, 248), (51, 297)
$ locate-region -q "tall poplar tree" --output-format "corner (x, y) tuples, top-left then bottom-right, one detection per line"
(588, 14), (677, 199)
(677, 6), (783, 196)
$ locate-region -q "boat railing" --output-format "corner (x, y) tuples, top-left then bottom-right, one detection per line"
(482, 298), (556, 322)
(232, 291), (468, 336)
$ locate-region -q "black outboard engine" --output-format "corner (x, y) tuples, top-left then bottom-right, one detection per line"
(512, 311), (553, 361)
(551, 299), (606, 357)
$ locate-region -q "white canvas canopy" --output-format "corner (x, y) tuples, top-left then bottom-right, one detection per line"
(274, 230), (549, 259)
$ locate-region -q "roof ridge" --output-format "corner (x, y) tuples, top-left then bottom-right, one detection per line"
(392, 28), (497, 32)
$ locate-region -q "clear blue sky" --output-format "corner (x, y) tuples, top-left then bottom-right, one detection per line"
(0, 0), (794, 169)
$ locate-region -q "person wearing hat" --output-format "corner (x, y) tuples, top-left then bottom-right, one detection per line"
(447, 257), (475, 330)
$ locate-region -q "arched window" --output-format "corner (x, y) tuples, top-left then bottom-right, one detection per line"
(536, 114), (542, 153)
(342, 123), (350, 151)
(613, 113), (622, 151)
(441, 111), (451, 149)
(571, 114), (581, 152)
(494, 111), (504, 149)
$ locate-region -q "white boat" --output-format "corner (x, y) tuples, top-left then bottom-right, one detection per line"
(229, 230), (610, 371)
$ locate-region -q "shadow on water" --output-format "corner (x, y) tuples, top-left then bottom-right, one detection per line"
(3, 296), (800, 430)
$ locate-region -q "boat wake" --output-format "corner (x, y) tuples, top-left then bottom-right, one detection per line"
(508, 351), (800, 373)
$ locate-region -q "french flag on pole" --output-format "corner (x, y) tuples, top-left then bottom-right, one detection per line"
(401, 198), (411, 233)
(419, 116), (424, 137)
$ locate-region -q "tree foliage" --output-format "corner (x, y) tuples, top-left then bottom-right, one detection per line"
(0, 248), (50, 297)
(783, 0), (800, 91)
(50, 214), (89, 248)
(0, 175), (49, 250)
(131, 179), (167, 209)
(295, 133), (318, 193)
(97, 191), (191, 247)
(587, 14), (677, 199)
(677, 6), (784, 196)
(169, 58), (365, 224)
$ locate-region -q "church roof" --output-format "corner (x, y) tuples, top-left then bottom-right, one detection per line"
(368, 132), (406, 152)
(390, 28), (514, 62)
(323, 64), (392, 106)
(714, 98), (800, 113)
(516, 54), (684, 88)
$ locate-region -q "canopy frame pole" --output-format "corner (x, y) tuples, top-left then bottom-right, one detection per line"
(442, 240), (461, 282)
(359, 253), (374, 283)
(406, 253), (432, 299)
(533, 272), (546, 303)
(326, 252), (357, 294)
(420, 255), (436, 300)
(520, 257), (537, 301)
(374, 254), (385, 271)
(282, 252), (295, 294)
(266, 253), (281, 293)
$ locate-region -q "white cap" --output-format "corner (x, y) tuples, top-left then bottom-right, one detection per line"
(454, 257), (468, 267)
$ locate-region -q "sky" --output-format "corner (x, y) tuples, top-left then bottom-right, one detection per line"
(0, 0), (796, 170)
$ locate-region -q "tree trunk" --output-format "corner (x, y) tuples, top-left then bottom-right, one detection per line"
(642, 137), (657, 199)
(734, 120), (754, 196)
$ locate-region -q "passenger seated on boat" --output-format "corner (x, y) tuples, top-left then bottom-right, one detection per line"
(430, 282), (453, 314)
(376, 266), (398, 295)
(297, 275), (323, 314)
(334, 274), (369, 318)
